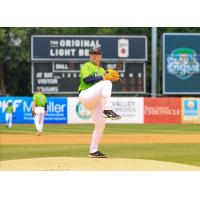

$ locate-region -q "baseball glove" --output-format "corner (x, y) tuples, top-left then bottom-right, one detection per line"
(32, 110), (36, 117)
(104, 69), (120, 82)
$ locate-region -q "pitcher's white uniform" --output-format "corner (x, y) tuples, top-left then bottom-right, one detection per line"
(78, 46), (120, 158)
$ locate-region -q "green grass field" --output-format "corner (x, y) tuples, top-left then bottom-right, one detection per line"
(1, 124), (200, 135)
(1, 124), (200, 166)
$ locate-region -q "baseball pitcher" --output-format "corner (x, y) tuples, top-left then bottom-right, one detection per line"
(78, 46), (121, 158)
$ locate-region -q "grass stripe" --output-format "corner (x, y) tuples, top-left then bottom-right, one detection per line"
(1, 144), (200, 167)
(1, 124), (200, 135)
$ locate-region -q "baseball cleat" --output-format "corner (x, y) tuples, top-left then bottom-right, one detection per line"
(88, 151), (107, 158)
(102, 110), (121, 120)
(36, 131), (42, 136)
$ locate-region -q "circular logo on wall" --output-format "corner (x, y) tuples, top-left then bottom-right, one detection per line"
(167, 48), (200, 80)
(187, 100), (195, 109)
(76, 102), (91, 119)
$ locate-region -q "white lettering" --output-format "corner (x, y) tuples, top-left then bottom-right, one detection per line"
(54, 104), (61, 113)
(47, 102), (66, 113)
(40, 87), (58, 92)
(60, 40), (66, 47)
(0, 101), (9, 112)
(13, 100), (23, 112)
(78, 49), (89, 56)
(37, 79), (58, 84)
(129, 73), (134, 78)
(57, 40), (101, 47)
(50, 49), (76, 56)
(145, 106), (180, 115)
(55, 64), (69, 70)
(36, 73), (43, 78)
(73, 73), (77, 78)
(50, 40), (59, 47)
(23, 101), (33, 112)
(44, 73), (53, 78)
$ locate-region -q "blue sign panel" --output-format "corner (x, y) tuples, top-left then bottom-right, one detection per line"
(184, 99), (198, 116)
(31, 35), (147, 61)
(163, 33), (200, 94)
(0, 97), (67, 124)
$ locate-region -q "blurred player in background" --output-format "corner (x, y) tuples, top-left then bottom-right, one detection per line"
(78, 46), (121, 158)
(5, 102), (14, 128)
(32, 87), (47, 136)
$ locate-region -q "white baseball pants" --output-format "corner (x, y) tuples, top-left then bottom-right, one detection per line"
(79, 80), (112, 153)
(5, 113), (13, 128)
(34, 107), (45, 133)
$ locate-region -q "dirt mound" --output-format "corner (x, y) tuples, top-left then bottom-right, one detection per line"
(1, 157), (200, 171)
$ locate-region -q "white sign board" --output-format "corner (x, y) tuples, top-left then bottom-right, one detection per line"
(67, 97), (144, 124)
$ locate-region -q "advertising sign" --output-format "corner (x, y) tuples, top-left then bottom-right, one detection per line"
(144, 98), (181, 124)
(181, 98), (200, 124)
(67, 97), (144, 124)
(163, 33), (200, 94)
(32, 35), (147, 61)
(106, 97), (144, 124)
(67, 97), (93, 124)
(0, 97), (67, 124)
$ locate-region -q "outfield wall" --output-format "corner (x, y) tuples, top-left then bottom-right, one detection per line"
(0, 97), (199, 124)
(0, 97), (67, 124)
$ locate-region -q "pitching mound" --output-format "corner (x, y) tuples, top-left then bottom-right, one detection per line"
(1, 157), (200, 171)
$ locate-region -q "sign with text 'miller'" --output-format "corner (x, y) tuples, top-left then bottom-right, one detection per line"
(0, 97), (67, 124)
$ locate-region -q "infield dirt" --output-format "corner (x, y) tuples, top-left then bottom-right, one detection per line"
(1, 134), (200, 144)
(1, 157), (200, 171)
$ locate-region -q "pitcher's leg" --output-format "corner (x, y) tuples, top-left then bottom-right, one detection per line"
(8, 114), (12, 128)
(79, 80), (112, 110)
(34, 114), (41, 132)
(101, 80), (112, 110)
(5, 113), (9, 127)
(39, 113), (45, 132)
(89, 103), (106, 153)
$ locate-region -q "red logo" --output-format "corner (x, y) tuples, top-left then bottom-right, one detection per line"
(121, 48), (126, 54)
(144, 98), (181, 124)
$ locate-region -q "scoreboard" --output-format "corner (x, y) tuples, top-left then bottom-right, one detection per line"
(31, 35), (147, 94)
